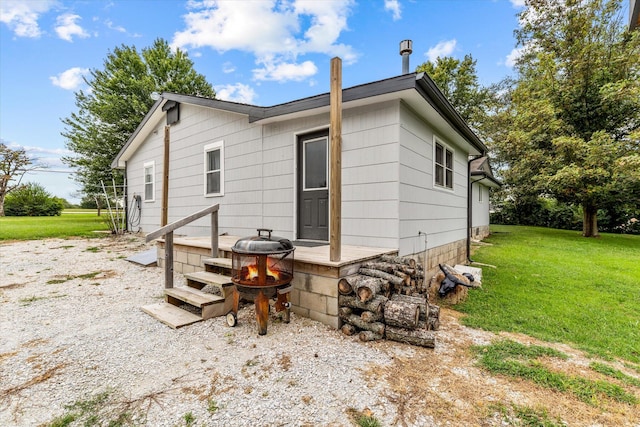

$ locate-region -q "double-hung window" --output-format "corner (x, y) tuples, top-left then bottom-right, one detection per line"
(204, 141), (224, 196)
(143, 161), (155, 201)
(434, 139), (454, 189)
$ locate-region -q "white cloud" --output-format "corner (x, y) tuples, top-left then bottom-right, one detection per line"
(0, 0), (56, 38)
(504, 46), (524, 67)
(215, 83), (257, 104)
(105, 19), (126, 33)
(509, 0), (526, 8)
(222, 61), (236, 73)
(55, 13), (90, 42)
(384, 0), (401, 21)
(425, 39), (457, 62)
(253, 58), (318, 82)
(172, 0), (356, 83)
(6, 142), (74, 169)
(50, 67), (89, 90)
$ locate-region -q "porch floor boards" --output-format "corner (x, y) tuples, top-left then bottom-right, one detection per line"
(173, 235), (397, 267)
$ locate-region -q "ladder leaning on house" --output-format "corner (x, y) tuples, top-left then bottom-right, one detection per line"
(141, 204), (234, 328)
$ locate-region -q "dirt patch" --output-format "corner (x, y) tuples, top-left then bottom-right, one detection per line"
(365, 308), (640, 426)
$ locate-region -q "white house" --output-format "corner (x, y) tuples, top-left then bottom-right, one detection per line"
(470, 156), (501, 240)
(113, 71), (489, 266)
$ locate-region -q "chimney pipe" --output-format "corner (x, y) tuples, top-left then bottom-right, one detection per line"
(399, 40), (413, 74)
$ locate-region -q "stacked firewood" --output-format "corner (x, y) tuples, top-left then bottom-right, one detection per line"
(338, 255), (439, 348)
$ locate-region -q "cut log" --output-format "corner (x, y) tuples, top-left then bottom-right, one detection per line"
(361, 261), (397, 274)
(359, 331), (384, 342)
(338, 275), (359, 295)
(391, 294), (427, 320)
(338, 306), (353, 318)
(339, 275), (388, 301)
(341, 314), (385, 335)
(383, 299), (420, 330)
(341, 324), (357, 336)
(359, 268), (408, 287)
(339, 294), (388, 314)
(379, 255), (417, 268)
(360, 310), (383, 323)
(355, 277), (386, 303)
(428, 271), (445, 302)
(385, 325), (435, 348)
(427, 304), (440, 331)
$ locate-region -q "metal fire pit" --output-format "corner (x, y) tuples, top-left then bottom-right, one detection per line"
(227, 229), (295, 335)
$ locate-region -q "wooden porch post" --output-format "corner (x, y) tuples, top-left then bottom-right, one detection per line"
(330, 57), (342, 262)
(161, 125), (170, 226)
(164, 231), (174, 289)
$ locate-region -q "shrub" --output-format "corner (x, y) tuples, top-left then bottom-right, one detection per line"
(4, 183), (64, 216)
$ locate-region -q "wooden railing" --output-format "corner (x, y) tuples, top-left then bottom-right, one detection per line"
(146, 204), (219, 289)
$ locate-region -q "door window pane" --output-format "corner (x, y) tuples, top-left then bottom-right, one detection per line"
(304, 138), (327, 190)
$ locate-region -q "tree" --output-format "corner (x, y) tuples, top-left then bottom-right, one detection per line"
(0, 143), (39, 216)
(62, 38), (215, 197)
(415, 55), (492, 136)
(492, 0), (640, 237)
(4, 182), (64, 216)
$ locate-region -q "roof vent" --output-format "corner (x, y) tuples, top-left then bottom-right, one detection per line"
(399, 40), (413, 74)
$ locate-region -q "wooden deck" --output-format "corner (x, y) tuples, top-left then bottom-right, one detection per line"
(171, 235), (397, 268)
(156, 236), (398, 329)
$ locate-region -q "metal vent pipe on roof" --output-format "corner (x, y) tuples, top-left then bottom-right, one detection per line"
(400, 40), (413, 74)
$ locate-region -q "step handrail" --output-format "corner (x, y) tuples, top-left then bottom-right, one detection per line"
(146, 204), (219, 288)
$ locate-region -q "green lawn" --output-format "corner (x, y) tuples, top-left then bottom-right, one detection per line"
(0, 211), (111, 240)
(458, 225), (640, 363)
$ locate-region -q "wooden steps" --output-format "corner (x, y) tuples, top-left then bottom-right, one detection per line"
(141, 302), (202, 329)
(184, 271), (234, 297)
(203, 257), (232, 274)
(142, 265), (235, 329)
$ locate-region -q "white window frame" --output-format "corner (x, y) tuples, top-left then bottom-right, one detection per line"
(143, 161), (155, 202)
(204, 141), (224, 197)
(433, 137), (454, 190)
(479, 185), (484, 203)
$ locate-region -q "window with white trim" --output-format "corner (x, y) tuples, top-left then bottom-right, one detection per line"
(479, 186), (483, 203)
(434, 139), (454, 189)
(143, 161), (155, 201)
(204, 141), (224, 196)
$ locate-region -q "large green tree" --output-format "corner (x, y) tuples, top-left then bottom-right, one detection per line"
(415, 55), (492, 136)
(493, 0), (640, 237)
(62, 38), (215, 196)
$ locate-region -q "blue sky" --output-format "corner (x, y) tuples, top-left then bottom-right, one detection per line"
(1, 0), (528, 203)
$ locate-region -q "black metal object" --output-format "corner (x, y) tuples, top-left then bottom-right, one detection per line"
(229, 229), (295, 335)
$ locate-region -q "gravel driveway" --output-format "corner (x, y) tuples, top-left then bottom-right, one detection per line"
(0, 236), (412, 426)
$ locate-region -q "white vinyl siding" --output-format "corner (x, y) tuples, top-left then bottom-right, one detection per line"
(143, 161), (155, 202)
(204, 141), (224, 197)
(434, 138), (454, 190)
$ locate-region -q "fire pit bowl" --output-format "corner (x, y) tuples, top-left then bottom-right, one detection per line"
(228, 229), (295, 335)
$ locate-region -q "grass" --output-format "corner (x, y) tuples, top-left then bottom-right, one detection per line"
(0, 211), (110, 240)
(458, 225), (640, 363)
(472, 340), (638, 406)
(488, 403), (565, 427)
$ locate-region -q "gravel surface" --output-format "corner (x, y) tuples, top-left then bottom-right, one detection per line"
(4, 236), (638, 427)
(0, 236), (403, 426)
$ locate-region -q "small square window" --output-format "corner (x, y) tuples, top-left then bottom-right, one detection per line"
(434, 140), (454, 189)
(143, 162), (154, 201)
(204, 141), (224, 196)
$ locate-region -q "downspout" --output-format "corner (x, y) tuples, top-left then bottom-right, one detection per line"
(124, 161), (128, 233)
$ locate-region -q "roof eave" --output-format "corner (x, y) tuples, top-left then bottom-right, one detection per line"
(415, 73), (487, 155)
(471, 171), (502, 188)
